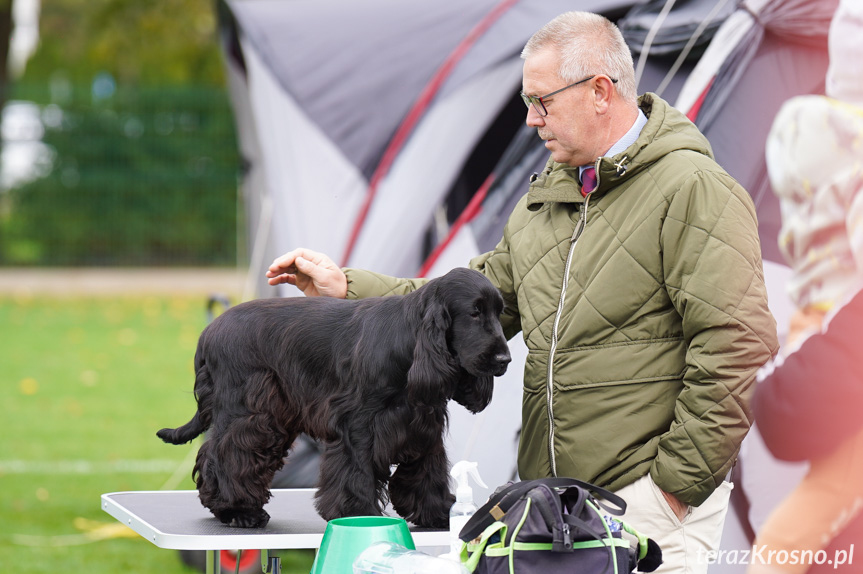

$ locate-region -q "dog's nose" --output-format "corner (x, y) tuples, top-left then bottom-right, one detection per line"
(493, 352), (511, 376)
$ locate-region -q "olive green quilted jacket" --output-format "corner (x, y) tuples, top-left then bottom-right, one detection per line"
(343, 93), (778, 506)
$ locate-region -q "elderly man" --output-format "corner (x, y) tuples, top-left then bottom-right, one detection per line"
(267, 12), (778, 573)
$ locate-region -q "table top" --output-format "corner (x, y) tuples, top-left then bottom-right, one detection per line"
(101, 489), (449, 550)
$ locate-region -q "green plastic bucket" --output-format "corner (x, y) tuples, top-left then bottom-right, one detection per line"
(310, 516), (415, 574)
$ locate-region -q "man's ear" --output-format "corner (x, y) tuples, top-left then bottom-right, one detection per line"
(592, 75), (616, 113)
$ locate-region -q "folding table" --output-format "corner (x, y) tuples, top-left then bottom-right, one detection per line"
(101, 488), (450, 573)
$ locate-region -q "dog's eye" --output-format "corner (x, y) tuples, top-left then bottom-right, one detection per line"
(470, 304), (481, 318)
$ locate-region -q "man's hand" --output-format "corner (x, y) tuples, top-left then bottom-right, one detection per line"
(266, 248), (348, 298)
(659, 488), (689, 522)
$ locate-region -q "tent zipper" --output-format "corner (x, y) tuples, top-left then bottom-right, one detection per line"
(546, 189), (592, 477)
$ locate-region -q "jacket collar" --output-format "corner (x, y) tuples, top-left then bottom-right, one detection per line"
(526, 93), (714, 209)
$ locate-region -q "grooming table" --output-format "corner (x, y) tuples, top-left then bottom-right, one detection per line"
(101, 488), (450, 574)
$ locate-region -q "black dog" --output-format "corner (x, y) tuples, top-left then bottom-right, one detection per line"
(157, 267), (511, 528)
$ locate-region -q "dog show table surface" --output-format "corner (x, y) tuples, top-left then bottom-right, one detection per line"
(101, 488), (450, 550)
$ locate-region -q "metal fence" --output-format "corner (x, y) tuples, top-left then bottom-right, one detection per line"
(0, 83), (242, 267)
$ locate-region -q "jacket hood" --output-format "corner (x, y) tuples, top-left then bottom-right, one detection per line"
(527, 93), (715, 207)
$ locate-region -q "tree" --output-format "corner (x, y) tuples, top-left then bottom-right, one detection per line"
(0, 0), (241, 266)
(0, 0), (11, 95)
(22, 0), (226, 87)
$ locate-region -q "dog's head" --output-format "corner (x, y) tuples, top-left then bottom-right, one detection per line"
(407, 268), (511, 413)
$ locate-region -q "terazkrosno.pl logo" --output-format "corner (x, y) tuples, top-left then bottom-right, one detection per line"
(698, 544), (855, 568)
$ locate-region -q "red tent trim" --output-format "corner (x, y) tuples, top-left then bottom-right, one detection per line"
(340, 0), (520, 267)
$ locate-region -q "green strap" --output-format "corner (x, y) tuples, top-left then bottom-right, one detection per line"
(462, 520), (508, 572)
(508, 497), (533, 574)
(512, 538), (631, 551)
(617, 517), (650, 561)
(585, 500), (620, 574)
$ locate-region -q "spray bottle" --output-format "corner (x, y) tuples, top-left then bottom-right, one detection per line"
(447, 460), (487, 558)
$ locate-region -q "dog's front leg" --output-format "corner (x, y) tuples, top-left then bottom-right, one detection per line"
(389, 438), (453, 528)
(314, 428), (383, 521)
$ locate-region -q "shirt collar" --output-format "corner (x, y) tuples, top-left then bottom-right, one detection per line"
(579, 108), (648, 180)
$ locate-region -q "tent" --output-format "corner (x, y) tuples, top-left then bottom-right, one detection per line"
(219, 0), (835, 564)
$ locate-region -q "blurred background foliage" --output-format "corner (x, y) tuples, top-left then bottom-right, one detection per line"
(0, 0), (242, 267)
(24, 0), (225, 86)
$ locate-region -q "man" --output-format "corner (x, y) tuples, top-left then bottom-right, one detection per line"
(267, 12), (778, 573)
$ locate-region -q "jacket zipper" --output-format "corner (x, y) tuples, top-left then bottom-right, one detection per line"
(546, 190), (592, 477)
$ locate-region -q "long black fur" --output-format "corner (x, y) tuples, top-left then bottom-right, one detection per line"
(157, 267), (511, 529)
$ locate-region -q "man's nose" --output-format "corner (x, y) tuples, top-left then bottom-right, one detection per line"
(525, 105), (545, 127)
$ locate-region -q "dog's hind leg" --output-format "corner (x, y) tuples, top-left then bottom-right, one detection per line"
(388, 438), (454, 528)
(193, 435), (268, 528)
(201, 412), (294, 529)
(193, 438), (221, 516)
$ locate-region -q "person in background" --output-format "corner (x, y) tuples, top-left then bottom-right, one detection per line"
(267, 12), (778, 573)
(748, 0), (863, 571)
(749, 286), (863, 573)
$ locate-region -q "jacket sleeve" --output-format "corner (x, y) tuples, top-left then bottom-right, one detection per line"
(470, 220), (522, 342)
(754, 287), (863, 461)
(651, 169), (779, 506)
(343, 268), (429, 299)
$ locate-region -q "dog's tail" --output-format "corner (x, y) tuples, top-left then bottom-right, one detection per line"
(157, 359), (214, 445)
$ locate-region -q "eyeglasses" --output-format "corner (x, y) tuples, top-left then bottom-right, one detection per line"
(520, 75), (618, 117)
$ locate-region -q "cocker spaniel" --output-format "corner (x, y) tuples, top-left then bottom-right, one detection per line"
(157, 267), (511, 528)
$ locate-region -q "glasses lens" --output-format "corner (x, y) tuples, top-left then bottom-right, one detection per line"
(534, 97), (547, 117)
(520, 93), (547, 117)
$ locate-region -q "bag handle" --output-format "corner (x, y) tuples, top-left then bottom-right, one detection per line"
(458, 477), (627, 543)
(461, 520), (508, 572)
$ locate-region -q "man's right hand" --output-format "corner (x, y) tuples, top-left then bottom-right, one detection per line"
(266, 248), (348, 298)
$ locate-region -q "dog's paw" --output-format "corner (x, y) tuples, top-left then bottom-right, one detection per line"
(407, 503), (451, 529)
(412, 512), (449, 529)
(228, 509), (270, 529)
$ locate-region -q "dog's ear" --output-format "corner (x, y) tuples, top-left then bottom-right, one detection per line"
(407, 295), (458, 406)
(452, 373), (493, 414)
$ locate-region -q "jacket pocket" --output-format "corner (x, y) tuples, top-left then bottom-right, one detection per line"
(553, 337), (685, 390)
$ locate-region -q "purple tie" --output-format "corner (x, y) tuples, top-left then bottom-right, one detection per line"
(581, 167), (597, 197)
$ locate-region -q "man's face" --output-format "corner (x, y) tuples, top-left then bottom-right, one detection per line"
(522, 49), (598, 167)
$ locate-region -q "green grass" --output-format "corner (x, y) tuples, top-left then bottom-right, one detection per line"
(0, 294), (315, 573)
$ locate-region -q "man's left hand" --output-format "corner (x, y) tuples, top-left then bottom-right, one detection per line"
(659, 488), (689, 522)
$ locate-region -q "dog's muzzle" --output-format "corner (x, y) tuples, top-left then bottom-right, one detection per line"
(492, 352), (511, 377)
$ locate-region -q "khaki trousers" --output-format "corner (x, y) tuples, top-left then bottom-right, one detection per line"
(615, 473), (733, 573)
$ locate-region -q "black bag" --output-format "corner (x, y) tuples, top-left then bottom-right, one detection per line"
(457, 477), (662, 574)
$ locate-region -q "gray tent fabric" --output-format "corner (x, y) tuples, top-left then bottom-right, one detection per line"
(227, 0), (633, 180)
(618, 0), (737, 57)
(227, 0), (502, 179)
(692, 0), (838, 131)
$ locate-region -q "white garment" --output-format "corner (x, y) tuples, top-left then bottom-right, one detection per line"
(827, 0), (863, 108)
(765, 95), (863, 310)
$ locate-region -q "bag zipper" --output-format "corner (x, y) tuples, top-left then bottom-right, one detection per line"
(546, 188), (593, 477)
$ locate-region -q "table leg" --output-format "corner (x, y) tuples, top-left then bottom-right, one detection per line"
(261, 549), (281, 574)
(206, 549), (221, 574)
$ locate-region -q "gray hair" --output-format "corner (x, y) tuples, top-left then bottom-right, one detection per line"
(522, 12), (637, 103)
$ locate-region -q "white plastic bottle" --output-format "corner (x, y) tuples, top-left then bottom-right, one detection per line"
(447, 460), (487, 558)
